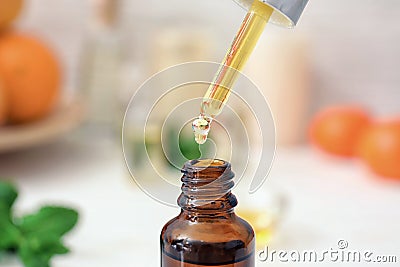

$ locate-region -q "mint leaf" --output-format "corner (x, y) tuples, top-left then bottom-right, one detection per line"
(19, 234), (69, 267)
(0, 182), (79, 267)
(19, 250), (50, 267)
(22, 234), (69, 255)
(18, 206), (78, 238)
(0, 220), (21, 250)
(0, 182), (20, 250)
(17, 207), (78, 267)
(0, 182), (18, 210)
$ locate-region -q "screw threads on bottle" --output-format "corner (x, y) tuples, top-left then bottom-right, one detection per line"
(178, 159), (237, 212)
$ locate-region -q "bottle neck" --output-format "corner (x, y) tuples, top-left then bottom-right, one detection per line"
(178, 159), (237, 215)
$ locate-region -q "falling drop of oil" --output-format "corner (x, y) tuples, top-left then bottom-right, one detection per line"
(192, 116), (212, 145)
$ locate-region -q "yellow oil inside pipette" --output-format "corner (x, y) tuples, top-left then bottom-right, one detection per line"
(192, 0), (274, 144)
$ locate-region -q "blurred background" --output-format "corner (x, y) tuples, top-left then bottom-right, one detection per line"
(0, 0), (399, 266)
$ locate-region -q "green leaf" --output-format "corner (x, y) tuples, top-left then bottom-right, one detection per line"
(0, 182), (20, 251)
(0, 182), (18, 215)
(0, 183), (79, 267)
(0, 219), (21, 250)
(19, 234), (70, 267)
(18, 206), (78, 238)
(19, 253), (50, 267)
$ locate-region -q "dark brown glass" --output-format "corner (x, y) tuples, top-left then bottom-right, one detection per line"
(161, 159), (255, 267)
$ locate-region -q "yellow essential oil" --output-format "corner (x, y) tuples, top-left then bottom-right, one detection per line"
(236, 209), (276, 249)
(193, 0), (274, 144)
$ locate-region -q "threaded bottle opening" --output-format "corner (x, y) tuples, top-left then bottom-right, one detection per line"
(178, 159), (237, 212)
(182, 158), (230, 178)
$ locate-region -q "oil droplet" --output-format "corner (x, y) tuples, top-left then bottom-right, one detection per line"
(192, 116), (212, 145)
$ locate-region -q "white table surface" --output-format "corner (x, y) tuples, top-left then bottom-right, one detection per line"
(0, 134), (399, 267)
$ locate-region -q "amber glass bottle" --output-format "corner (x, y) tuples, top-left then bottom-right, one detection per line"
(161, 159), (255, 267)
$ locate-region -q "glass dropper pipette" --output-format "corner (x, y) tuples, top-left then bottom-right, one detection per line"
(192, 0), (274, 144)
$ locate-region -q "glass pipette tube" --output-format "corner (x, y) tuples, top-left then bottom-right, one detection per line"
(193, 0), (274, 144)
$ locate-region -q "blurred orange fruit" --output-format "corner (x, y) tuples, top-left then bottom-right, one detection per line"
(357, 120), (400, 179)
(0, 79), (7, 125)
(0, 33), (61, 123)
(0, 0), (23, 29)
(309, 106), (371, 157)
